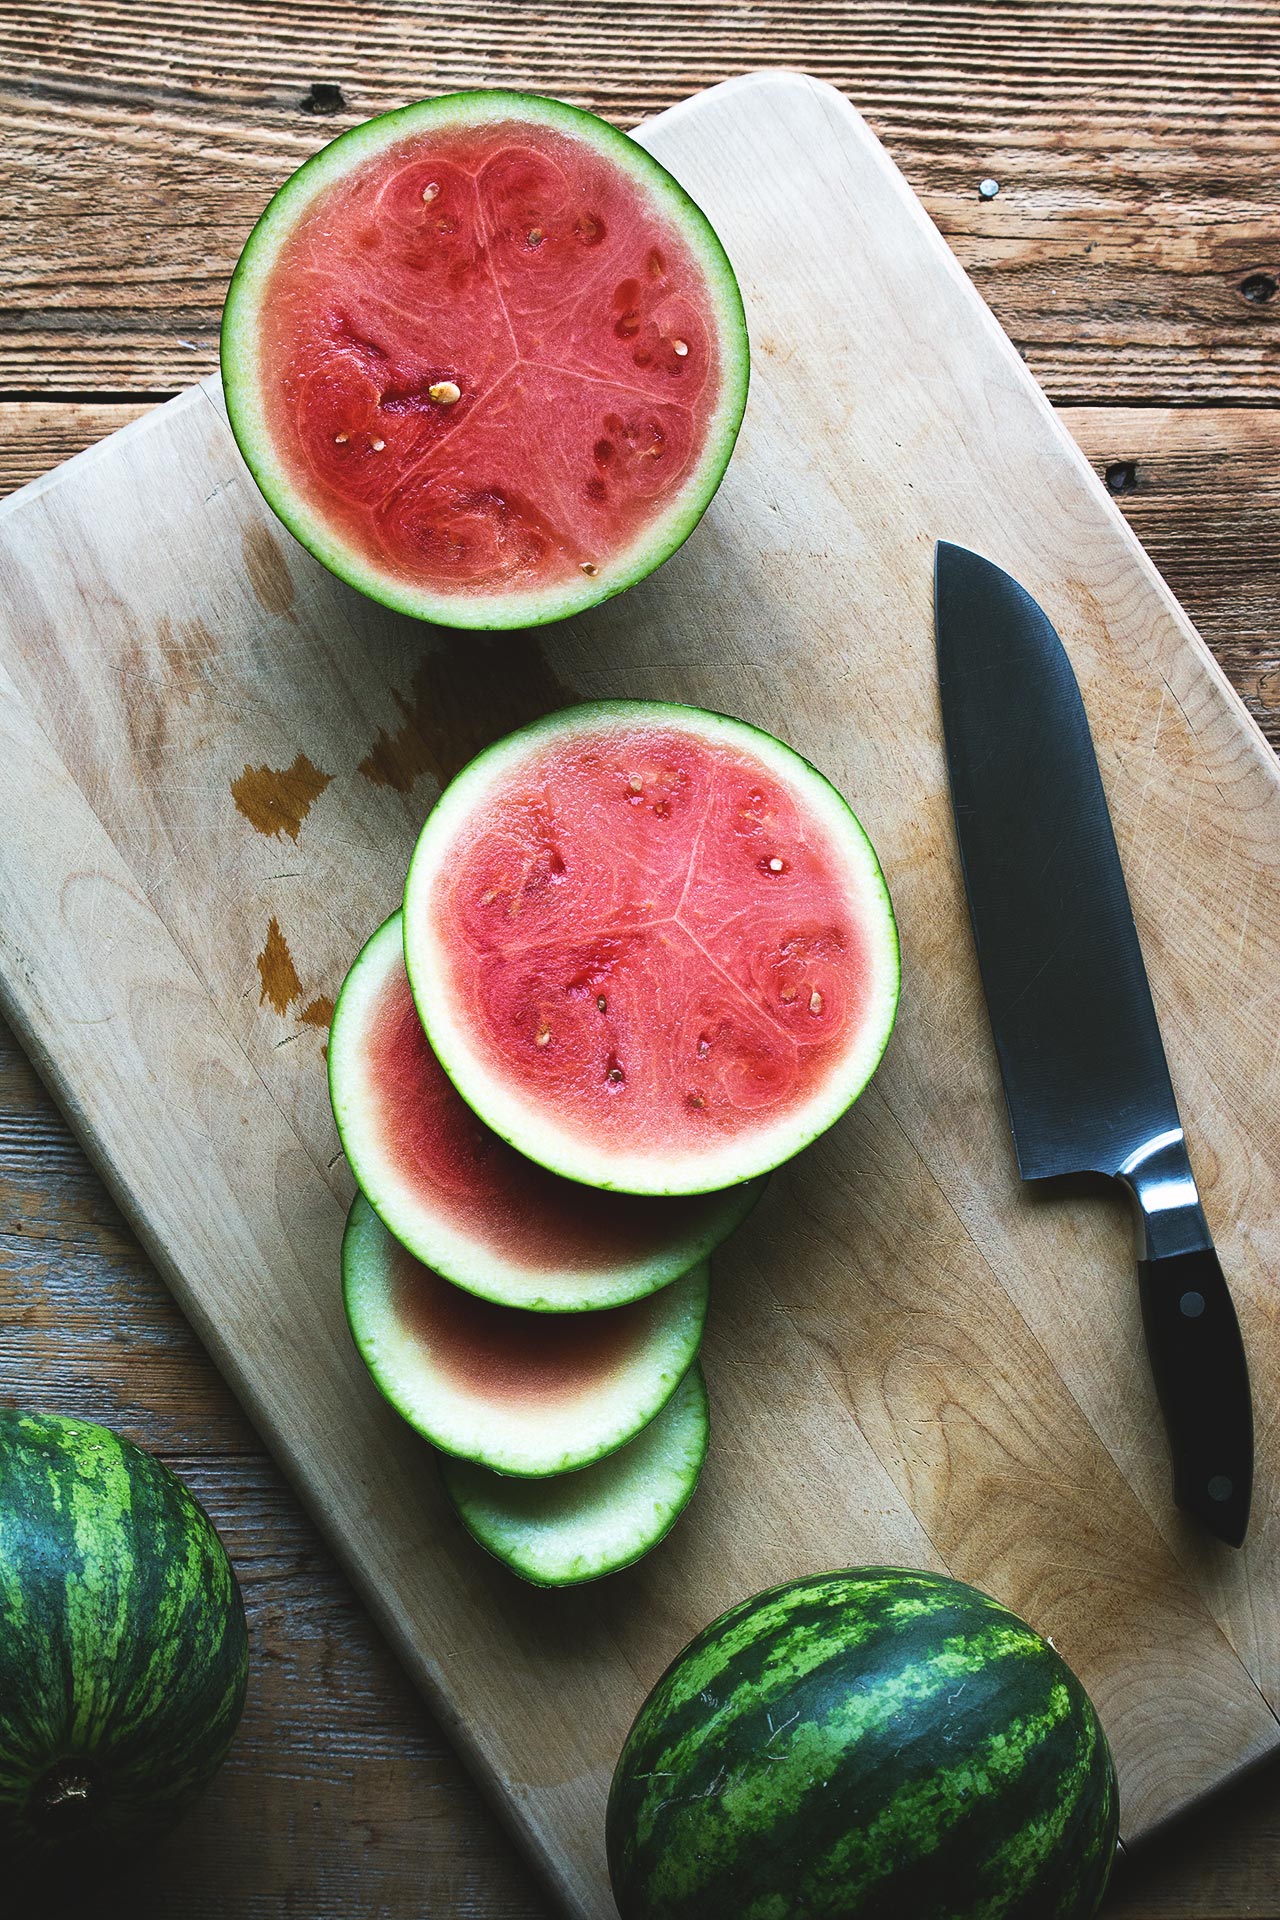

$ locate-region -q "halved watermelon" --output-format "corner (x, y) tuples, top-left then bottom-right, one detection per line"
(221, 91), (749, 628)
(441, 1363), (709, 1586)
(329, 913), (764, 1310)
(403, 702), (900, 1194)
(342, 1197), (708, 1474)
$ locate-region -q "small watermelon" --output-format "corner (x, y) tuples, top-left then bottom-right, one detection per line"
(403, 701), (900, 1195)
(441, 1362), (710, 1586)
(342, 1195), (708, 1475)
(329, 911), (764, 1310)
(607, 1567), (1118, 1920)
(221, 91), (749, 627)
(0, 1411), (248, 1876)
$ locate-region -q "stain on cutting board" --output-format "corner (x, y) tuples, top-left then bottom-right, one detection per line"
(357, 640), (581, 795)
(256, 916), (303, 1014)
(232, 752), (333, 840)
(242, 522), (297, 618)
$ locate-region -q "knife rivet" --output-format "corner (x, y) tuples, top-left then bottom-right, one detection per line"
(978, 177), (1000, 200)
(1180, 1290), (1206, 1319)
(1207, 1475), (1233, 1503)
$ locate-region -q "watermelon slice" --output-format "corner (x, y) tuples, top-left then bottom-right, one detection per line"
(342, 1197), (708, 1475)
(221, 91), (749, 628)
(403, 702), (900, 1194)
(329, 913), (764, 1310)
(440, 1363), (709, 1587)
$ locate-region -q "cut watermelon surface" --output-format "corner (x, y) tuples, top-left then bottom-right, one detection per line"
(329, 913), (765, 1310)
(441, 1363), (709, 1586)
(342, 1197), (708, 1475)
(404, 702), (900, 1194)
(221, 91), (749, 627)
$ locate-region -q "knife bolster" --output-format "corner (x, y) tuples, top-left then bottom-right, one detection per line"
(1117, 1127), (1211, 1261)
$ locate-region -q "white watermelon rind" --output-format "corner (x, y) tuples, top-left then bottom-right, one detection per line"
(403, 701), (902, 1196)
(329, 911), (767, 1310)
(440, 1363), (710, 1586)
(220, 89), (750, 630)
(341, 1195), (710, 1475)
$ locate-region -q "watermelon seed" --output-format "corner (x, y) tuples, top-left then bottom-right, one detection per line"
(809, 990), (824, 1014)
(768, 856), (785, 872)
(629, 773), (644, 791)
(536, 1025), (551, 1047)
(696, 1036), (710, 1058)
(421, 181), (440, 202)
(528, 228), (544, 246)
(606, 1053), (626, 1085)
(672, 338), (689, 357)
(371, 437), (386, 451)
(687, 1093), (705, 1108)
(429, 380), (462, 405)
(580, 561), (599, 576)
(597, 996), (607, 1012)
(780, 986), (796, 1002)
(334, 432), (349, 443)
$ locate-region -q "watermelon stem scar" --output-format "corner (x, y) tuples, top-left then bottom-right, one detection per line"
(222, 90), (750, 628)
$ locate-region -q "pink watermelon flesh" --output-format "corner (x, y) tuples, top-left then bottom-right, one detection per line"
(254, 118), (726, 598)
(390, 1243), (655, 1408)
(342, 1193), (709, 1471)
(347, 915), (757, 1296)
(416, 714), (893, 1178)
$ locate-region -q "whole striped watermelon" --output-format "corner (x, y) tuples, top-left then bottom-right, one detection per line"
(607, 1567), (1118, 1920)
(0, 1411), (249, 1875)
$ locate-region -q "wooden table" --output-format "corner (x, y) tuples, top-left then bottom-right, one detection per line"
(2, 6), (1277, 1914)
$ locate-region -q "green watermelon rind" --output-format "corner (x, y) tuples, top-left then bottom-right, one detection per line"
(220, 89), (751, 630)
(341, 1194), (710, 1476)
(403, 701), (902, 1196)
(606, 1566), (1120, 1920)
(0, 1411), (249, 1870)
(329, 910), (767, 1311)
(440, 1362), (709, 1587)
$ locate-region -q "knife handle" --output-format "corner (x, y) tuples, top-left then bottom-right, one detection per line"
(1137, 1245), (1253, 1547)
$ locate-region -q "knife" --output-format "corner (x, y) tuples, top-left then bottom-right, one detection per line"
(934, 541), (1253, 1547)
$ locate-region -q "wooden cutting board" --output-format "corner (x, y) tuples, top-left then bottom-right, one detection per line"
(2, 70), (1278, 1912)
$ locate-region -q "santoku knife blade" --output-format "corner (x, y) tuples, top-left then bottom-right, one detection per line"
(934, 541), (1253, 1547)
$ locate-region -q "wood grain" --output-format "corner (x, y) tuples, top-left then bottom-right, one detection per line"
(1, 2), (1278, 402)
(3, 72), (1280, 1915)
(8, 997), (1280, 1920)
(3, 400), (1275, 752)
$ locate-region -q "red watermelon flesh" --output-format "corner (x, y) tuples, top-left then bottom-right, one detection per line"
(404, 704), (902, 1195)
(329, 915), (764, 1309)
(243, 109), (735, 604)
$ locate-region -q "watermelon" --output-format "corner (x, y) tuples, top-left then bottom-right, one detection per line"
(607, 1568), (1118, 1920)
(441, 1362), (709, 1586)
(221, 91), (749, 628)
(0, 1412), (248, 1875)
(342, 1195), (708, 1474)
(329, 911), (765, 1310)
(403, 702), (900, 1195)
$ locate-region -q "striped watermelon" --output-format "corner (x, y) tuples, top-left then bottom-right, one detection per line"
(607, 1567), (1118, 1920)
(0, 1412), (249, 1875)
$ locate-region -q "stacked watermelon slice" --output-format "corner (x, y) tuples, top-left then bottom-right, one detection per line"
(330, 702), (900, 1585)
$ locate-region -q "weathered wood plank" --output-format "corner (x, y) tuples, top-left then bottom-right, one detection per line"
(1, 1), (1277, 402)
